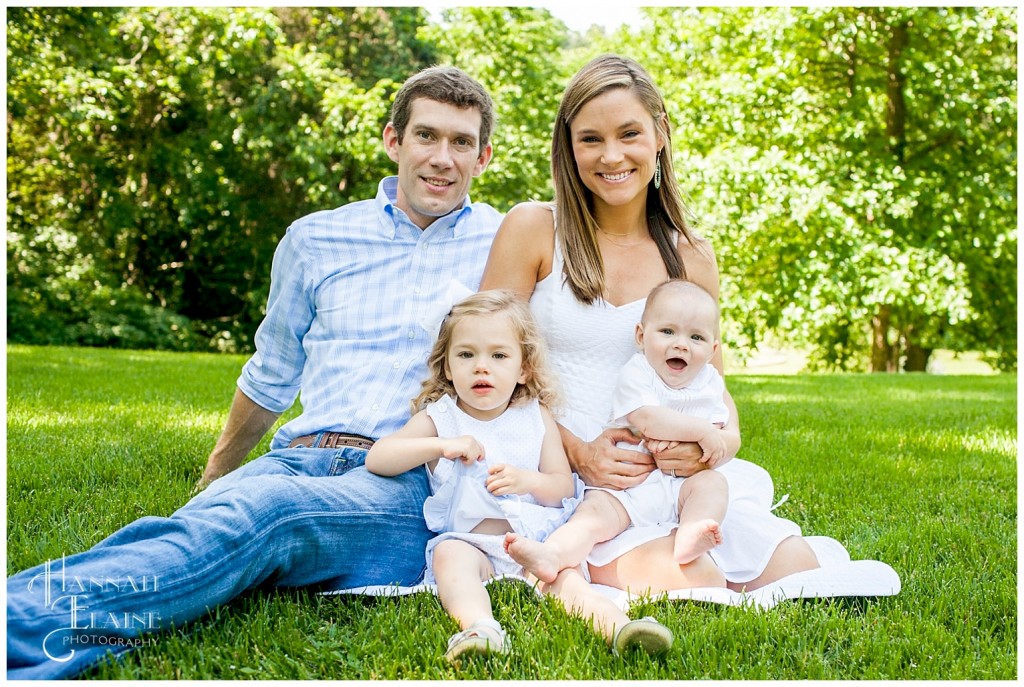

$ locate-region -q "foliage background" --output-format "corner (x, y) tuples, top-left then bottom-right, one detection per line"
(6, 6), (1017, 371)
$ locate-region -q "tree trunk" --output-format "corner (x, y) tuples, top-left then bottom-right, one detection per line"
(867, 19), (911, 374)
(886, 20), (909, 165)
(870, 306), (894, 372)
(904, 344), (932, 372)
(902, 324), (933, 372)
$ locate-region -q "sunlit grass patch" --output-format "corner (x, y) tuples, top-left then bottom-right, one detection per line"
(6, 345), (1017, 679)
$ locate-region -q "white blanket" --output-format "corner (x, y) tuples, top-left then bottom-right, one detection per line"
(323, 536), (901, 610)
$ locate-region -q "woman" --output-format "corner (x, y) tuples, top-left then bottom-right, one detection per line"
(481, 54), (820, 594)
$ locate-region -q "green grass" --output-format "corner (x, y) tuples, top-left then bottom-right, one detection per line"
(6, 344), (1017, 679)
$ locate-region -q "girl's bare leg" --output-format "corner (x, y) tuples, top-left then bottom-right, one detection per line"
(673, 470), (728, 564)
(589, 534), (726, 594)
(432, 539), (496, 629)
(506, 490), (630, 583)
(536, 567), (631, 643)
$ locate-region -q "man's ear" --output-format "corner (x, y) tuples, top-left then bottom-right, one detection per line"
(383, 122), (401, 164)
(472, 141), (493, 178)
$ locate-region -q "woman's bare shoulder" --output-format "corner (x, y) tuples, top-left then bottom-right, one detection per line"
(502, 201), (556, 233)
(482, 202), (556, 291)
(676, 230), (720, 293)
(493, 201), (555, 255)
(677, 229), (716, 262)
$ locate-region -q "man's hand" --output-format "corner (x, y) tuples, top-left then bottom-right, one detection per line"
(197, 389), (280, 496)
(567, 427), (654, 490)
(191, 475), (214, 496)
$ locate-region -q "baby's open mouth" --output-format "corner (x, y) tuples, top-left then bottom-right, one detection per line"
(666, 358), (687, 371)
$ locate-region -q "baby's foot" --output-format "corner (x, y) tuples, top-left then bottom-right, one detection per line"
(504, 532), (562, 584)
(673, 519), (722, 564)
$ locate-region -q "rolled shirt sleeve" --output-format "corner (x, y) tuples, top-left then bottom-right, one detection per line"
(237, 227), (314, 414)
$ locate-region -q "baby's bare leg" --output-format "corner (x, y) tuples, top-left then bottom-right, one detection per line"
(673, 470), (728, 564)
(506, 490), (630, 583)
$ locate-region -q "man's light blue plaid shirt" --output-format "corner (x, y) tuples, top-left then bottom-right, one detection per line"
(238, 176), (503, 449)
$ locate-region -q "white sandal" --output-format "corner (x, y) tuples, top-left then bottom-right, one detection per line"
(444, 618), (507, 662)
(612, 616), (673, 657)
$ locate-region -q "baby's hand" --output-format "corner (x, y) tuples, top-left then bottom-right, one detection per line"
(698, 432), (728, 467)
(644, 438), (681, 455)
(485, 463), (533, 496)
(442, 435), (485, 464)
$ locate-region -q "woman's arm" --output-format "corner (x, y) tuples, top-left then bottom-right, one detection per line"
(484, 203), (657, 490)
(479, 202), (554, 298)
(366, 411), (485, 476)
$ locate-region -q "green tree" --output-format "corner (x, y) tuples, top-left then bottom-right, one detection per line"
(631, 6), (1016, 371)
(7, 7), (435, 351)
(421, 7), (571, 209)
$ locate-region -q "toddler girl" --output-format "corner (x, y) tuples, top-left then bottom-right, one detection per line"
(367, 290), (673, 662)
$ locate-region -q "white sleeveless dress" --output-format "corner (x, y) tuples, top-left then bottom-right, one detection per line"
(530, 241), (801, 583)
(421, 395), (583, 584)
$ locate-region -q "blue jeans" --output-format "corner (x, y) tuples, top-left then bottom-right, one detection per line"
(6, 447), (431, 679)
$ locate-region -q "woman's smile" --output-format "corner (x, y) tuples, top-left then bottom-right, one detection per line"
(599, 170), (635, 182)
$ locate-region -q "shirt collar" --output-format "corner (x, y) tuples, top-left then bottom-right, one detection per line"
(377, 176), (475, 239)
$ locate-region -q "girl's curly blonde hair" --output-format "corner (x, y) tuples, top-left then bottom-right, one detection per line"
(412, 290), (561, 413)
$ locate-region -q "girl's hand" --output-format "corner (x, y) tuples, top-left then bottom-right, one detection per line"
(485, 463), (534, 496)
(442, 435), (485, 464)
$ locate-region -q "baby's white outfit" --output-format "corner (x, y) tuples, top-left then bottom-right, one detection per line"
(421, 395), (582, 584)
(587, 353), (729, 538)
(530, 238), (801, 582)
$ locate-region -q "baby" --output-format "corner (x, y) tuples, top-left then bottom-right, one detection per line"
(506, 280), (733, 582)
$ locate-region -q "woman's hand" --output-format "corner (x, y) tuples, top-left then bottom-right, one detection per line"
(649, 440), (708, 478)
(566, 427), (654, 490)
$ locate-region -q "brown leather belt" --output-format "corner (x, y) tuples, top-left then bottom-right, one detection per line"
(288, 431), (375, 451)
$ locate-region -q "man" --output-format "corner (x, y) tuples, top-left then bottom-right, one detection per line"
(7, 66), (502, 680)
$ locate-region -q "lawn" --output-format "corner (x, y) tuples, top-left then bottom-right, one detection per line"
(5, 344), (1017, 679)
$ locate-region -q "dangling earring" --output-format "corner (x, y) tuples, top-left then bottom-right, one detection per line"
(654, 151), (662, 189)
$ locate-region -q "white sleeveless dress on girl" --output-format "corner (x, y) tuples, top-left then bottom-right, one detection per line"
(530, 240), (801, 583)
(421, 394), (583, 584)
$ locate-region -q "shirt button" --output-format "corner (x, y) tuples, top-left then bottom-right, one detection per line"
(372, 404), (380, 410)
(393, 361), (400, 369)
(408, 331), (416, 339)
